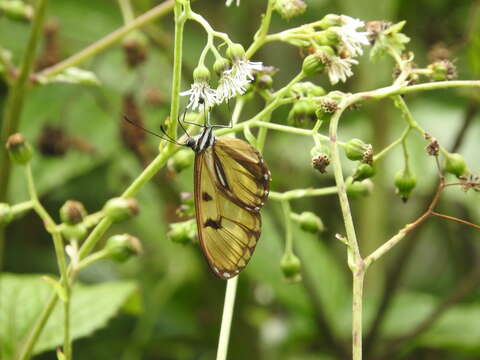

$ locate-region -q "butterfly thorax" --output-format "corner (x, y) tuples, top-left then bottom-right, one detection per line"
(186, 127), (216, 154)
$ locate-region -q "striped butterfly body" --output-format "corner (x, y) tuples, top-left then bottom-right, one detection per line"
(185, 127), (271, 279)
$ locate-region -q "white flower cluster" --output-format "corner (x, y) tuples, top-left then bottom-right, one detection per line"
(181, 59), (262, 111)
(325, 15), (370, 85)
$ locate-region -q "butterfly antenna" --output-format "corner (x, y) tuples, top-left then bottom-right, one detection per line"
(159, 125), (183, 145)
(123, 115), (179, 145)
(177, 109), (190, 137)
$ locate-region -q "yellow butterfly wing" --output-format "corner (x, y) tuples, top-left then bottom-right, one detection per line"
(194, 137), (270, 279)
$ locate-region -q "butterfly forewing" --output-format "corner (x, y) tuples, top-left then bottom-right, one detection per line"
(194, 137), (270, 279)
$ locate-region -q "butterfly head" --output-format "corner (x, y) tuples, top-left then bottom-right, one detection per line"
(185, 127), (216, 154)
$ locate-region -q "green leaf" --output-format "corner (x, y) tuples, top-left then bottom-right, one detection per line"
(0, 273), (136, 359)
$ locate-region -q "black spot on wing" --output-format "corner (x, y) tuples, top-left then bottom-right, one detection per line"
(202, 192), (213, 201)
(204, 218), (221, 229)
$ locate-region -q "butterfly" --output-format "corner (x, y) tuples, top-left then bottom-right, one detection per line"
(125, 115), (271, 279)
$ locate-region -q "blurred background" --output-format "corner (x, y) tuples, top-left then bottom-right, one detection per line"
(1, 0), (480, 359)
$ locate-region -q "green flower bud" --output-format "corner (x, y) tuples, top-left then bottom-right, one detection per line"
(213, 57), (231, 75)
(346, 177), (374, 198)
(105, 234), (143, 263)
(0, 0), (33, 21)
(394, 169), (417, 202)
(317, 14), (342, 29)
(445, 153), (467, 177)
(274, 0), (307, 20)
(0, 203), (13, 226)
(280, 252), (302, 283)
(256, 74), (273, 89)
(61, 223), (88, 242)
(296, 211), (325, 233)
(302, 54), (325, 77)
(6, 133), (33, 165)
(103, 197), (139, 222)
(193, 65), (211, 82)
(60, 200), (87, 225)
(352, 163), (376, 182)
(344, 138), (369, 161)
(168, 149), (194, 173)
(428, 60), (457, 81)
(226, 43), (246, 60)
(176, 192), (195, 218)
(291, 81), (325, 97)
(287, 100), (317, 128)
(314, 29), (340, 46)
(167, 219), (197, 244)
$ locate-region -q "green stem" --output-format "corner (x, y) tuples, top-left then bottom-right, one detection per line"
(246, 0), (275, 58)
(38, 0), (175, 78)
(25, 164), (72, 358)
(269, 186), (337, 201)
(352, 268), (365, 360)
(11, 200), (34, 216)
(167, 2), (186, 142)
(329, 96), (364, 359)
(118, 0), (135, 23)
(0, 0), (49, 202)
(281, 200), (293, 254)
(256, 72), (305, 151)
(216, 276), (238, 360)
(373, 126), (411, 162)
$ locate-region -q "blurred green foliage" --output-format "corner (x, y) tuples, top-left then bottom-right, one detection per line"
(0, 0), (479, 359)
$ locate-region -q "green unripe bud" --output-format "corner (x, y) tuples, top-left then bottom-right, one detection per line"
(226, 43), (245, 60)
(60, 200), (87, 225)
(168, 149), (194, 173)
(192, 65), (211, 82)
(444, 153), (467, 177)
(346, 177), (374, 198)
(394, 169), (417, 202)
(352, 163), (376, 182)
(6, 133), (33, 165)
(167, 219), (197, 244)
(213, 57), (231, 75)
(287, 101), (317, 128)
(0, 0), (33, 21)
(344, 138), (368, 161)
(0, 203), (13, 226)
(291, 81), (325, 97)
(105, 234), (143, 263)
(302, 54), (325, 77)
(428, 60), (456, 81)
(318, 14), (342, 29)
(296, 211), (325, 233)
(103, 197), (139, 222)
(274, 0), (307, 20)
(280, 252), (302, 282)
(256, 74), (273, 89)
(314, 29), (340, 46)
(61, 223), (88, 242)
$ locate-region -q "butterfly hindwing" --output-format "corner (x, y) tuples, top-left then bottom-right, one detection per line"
(194, 137), (270, 279)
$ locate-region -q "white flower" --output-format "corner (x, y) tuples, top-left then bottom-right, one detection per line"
(225, 0), (240, 6)
(333, 15), (369, 57)
(180, 81), (218, 111)
(216, 72), (247, 103)
(324, 54), (358, 85)
(216, 59), (263, 103)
